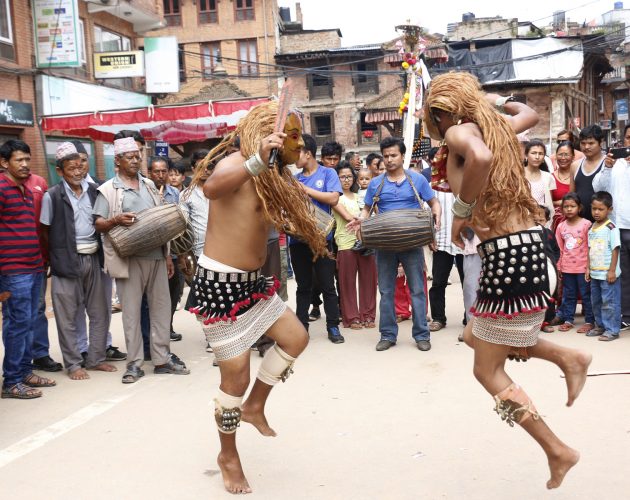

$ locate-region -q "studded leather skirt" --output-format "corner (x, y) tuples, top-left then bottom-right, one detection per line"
(471, 229), (553, 319)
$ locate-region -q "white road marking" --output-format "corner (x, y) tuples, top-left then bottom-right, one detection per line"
(0, 393), (132, 469)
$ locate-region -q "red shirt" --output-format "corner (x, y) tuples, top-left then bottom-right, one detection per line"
(0, 173), (44, 274)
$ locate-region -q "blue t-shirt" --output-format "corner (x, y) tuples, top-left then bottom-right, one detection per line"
(364, 169), (434, 212)
(292, 165), (342, 244)
(588, 220), (621, 280)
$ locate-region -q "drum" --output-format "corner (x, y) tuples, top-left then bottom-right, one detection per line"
(360, 209), (434, 252)
(170, 223), (195, 256)
(312, 204), (335, 236)
(108, 204), (187, 258)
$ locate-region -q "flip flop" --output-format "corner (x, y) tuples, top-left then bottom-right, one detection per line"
(558, 322), (574, 332)
(577, 323), (594, 334)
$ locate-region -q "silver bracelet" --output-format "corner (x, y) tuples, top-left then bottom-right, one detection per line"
(494, 95), (515, 113)
(243, 152), (267, 177)
(451, 195), (477, 219)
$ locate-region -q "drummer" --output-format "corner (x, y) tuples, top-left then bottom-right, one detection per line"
(347, 136), (441, 352)
(93, 137), (190, 384)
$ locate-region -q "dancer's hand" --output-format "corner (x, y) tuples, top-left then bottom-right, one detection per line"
(259, 132), (287, 165)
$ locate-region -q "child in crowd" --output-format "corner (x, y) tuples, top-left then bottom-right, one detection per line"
(586, 191), (621, 341)
(552, 193), (595, 332)
(332, 163), (377, 329)
(168, 163), (186, 191)
(356, 167), (372, 209)
(535, 205), (561, 332)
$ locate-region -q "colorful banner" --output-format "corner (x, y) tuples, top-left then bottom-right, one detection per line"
(32, 0), (80, 68)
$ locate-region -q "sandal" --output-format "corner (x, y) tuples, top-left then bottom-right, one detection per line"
(429, 320), (445, 332)
(558, 322), (574, 332)
(1, 382), (42, 399)
(363, 321), (376, 329)
(122, 365), (145, 384)
(23, 373), (56, 387)
(540, 324), (555, 333)
(577, 323), (594, 334)
(548, 316), (564, 326)
(350, 322), (363, 330)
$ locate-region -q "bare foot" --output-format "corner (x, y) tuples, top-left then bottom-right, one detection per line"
(546, 447), (580, 489)
(217, 452), (252, 494)
(69, 368), (90, 380)
(88, 363), (118, 372)
(562, 350), (592, 407)
(241, 406), (277, 437)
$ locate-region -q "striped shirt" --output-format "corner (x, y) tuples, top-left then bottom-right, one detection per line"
(0, 173), (44, 274)
(433, 190), (462, 256)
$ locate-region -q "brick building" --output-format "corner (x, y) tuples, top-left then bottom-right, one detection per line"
(1, 0), (162, 181)
(144, 0), (280, 101)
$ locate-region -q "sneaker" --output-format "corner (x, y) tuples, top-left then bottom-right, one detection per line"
(327, 326), (345, 344)
(308, 307), (321, 322)
(106, 346), (127, 361)
(206, 342), (214, 353)
(620, 321), (630, 331)
(154, 359), (190, 375)
(416, 340), (432, 351)
(375, 339), (396, 351)
(170, 331), (183, 342)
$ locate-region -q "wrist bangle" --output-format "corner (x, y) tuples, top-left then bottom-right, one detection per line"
(495, 95), (515, 113)
(451, 195), (477, 219)
(243, 152), (267, 177)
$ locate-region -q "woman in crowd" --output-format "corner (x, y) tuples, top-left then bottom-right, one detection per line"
(524, 139), (556, 224)
(331, 162), (377, 329)
(550, 141), (576, 231)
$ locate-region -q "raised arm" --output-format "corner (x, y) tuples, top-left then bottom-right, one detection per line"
(203, 132), (285, 200)
(485, 93), (539, 134)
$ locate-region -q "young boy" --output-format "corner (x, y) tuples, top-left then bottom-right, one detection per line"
(356, 167), (372, 209)
(167, 163), (186, 191)
(586, 191), (621, 341)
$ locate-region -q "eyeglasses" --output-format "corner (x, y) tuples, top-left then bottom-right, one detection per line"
(338, 175), (353, 180)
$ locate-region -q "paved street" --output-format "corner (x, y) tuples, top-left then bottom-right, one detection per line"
(1, 276), (629, 500)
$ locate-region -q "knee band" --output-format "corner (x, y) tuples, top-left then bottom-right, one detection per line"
(507, 347), (530, 362)
(493, 383), (540, 427)
(214, 389), (243, 434)
(257, 345), (296, 386)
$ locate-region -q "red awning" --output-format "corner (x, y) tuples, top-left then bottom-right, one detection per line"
(41, 98), (269, 144)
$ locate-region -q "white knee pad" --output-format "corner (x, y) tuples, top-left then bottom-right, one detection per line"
(257, 345), (296, 386)
(214, 389), (243, 434)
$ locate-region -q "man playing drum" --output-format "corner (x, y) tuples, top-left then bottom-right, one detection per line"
(190, 102), (325, 494)
(423, 71), (592, 489)
(347, 136), (441, 352)
(93, 137), (190, 383)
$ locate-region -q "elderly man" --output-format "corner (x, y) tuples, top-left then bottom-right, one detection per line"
(40, 143), (116, 380)
(93, 137), (190, 383)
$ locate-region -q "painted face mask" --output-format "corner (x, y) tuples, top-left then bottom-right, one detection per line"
(279, 112), (304, 165)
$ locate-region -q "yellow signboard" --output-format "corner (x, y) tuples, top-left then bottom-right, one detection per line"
(94, 50), (145, 79)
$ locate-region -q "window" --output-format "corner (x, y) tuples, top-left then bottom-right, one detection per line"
(235, 0), (255, 21)
(352, 62), (379, 95)
(0, 0), (15, 60)
(237, 39), (257, 76)
(308, 70), (332, 100)
(201, 43), (221, 79)
(198, 0), (218, 24)
(78, 19), (86, 66)
(358, 112), (379, 146)
(311, 113), (334, 146)
(93, 26), (131, 53)
(179, 44), (186, 83)
(163, 0), (182, 26)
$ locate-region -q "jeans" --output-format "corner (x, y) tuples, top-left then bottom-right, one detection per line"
(1, 272), (43, 387)
(376, 247), (429, 342)
(591, 278), (621, 335)
(429, 250), (464, 324)
(289, 242), (339, 330)
(558, 272), (594, 324)
(31, 276), (50, 359)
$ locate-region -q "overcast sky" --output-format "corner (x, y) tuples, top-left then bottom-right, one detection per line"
(278, 0), (621, 46)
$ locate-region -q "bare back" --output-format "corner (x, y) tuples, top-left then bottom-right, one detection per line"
(446, 122), (534, 240)
(203, 153), (270, 270)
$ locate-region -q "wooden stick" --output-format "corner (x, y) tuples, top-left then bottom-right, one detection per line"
(561, 369), (630, 378)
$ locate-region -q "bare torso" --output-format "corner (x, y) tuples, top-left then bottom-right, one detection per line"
(203, 155), (270, 271)
(446, 123), (534, 241)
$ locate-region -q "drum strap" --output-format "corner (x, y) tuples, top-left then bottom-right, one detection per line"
(369, 171), (424, 217)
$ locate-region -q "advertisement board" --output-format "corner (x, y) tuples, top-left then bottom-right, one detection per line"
(145, 37), (180, 94)
(94, 51), (145, 79)
(32, 0), (80, 68)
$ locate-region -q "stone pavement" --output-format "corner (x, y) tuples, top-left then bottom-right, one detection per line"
(0, 278), (629, 499)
